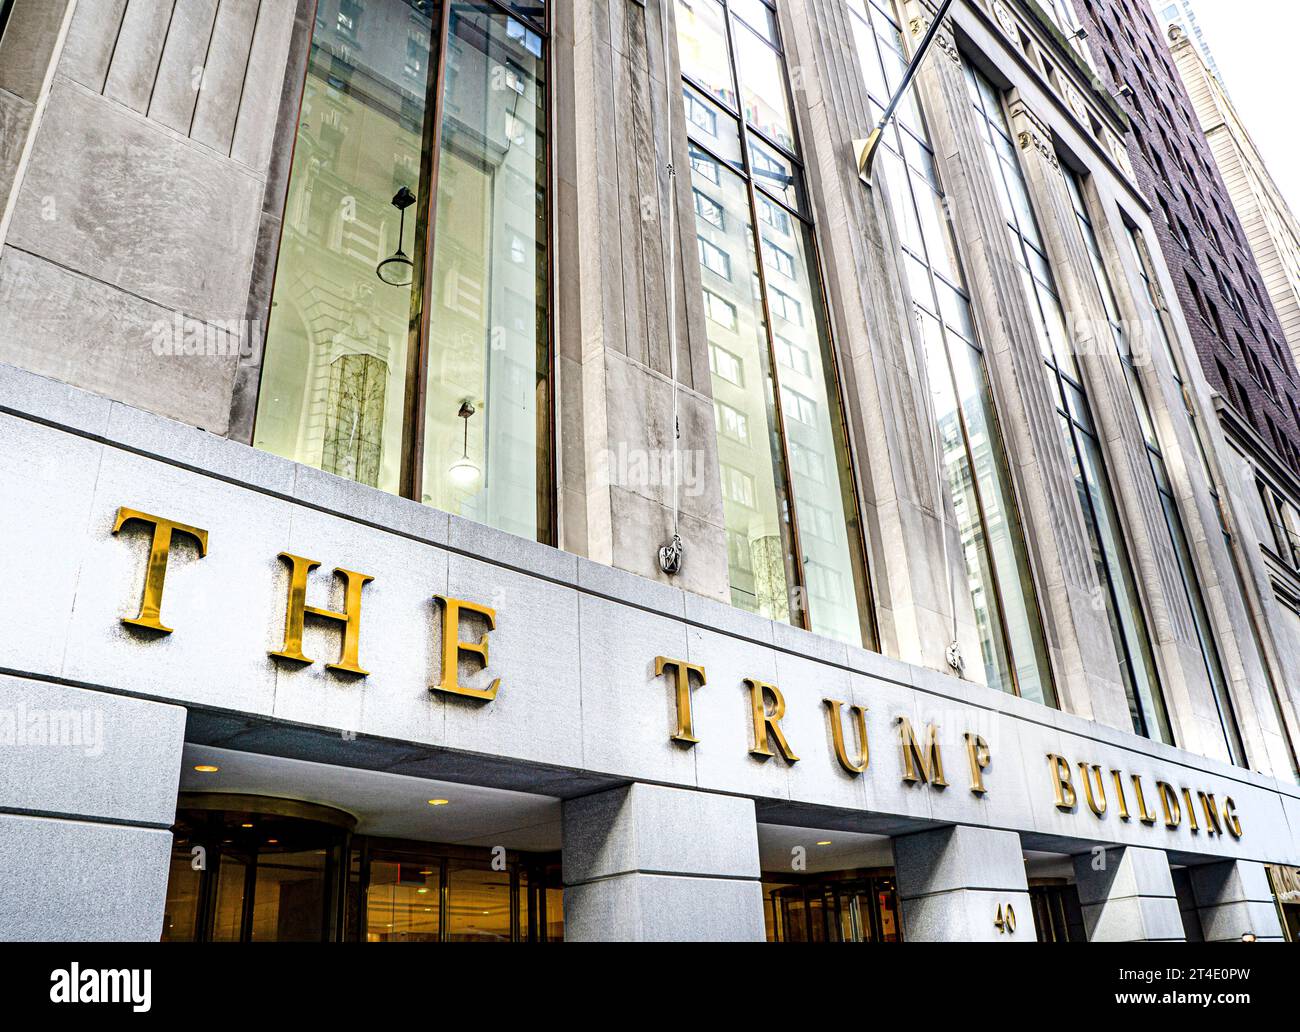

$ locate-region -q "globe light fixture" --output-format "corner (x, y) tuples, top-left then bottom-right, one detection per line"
(448, 401), (481, 487)
(376, 185), (417, 286)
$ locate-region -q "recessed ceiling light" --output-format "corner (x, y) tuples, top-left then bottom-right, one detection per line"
(816, 840), (832, 846)
(427, 799), (450, 806)
(193, 764), (220, 773)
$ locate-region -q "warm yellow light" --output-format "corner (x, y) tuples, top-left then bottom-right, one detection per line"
(193, 764), (220, 773)
(241, 823), (254, 828)
(816, 840), (832, 846)
(427, 798), (450, 806)
(417, 888), (428, 894)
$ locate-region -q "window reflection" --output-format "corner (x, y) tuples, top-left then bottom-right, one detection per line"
(763, 871), (901, 942)
(1066, 169), (1244, 764)
(677, 0), (875, 647)
(162, 801), (562, 942)
(358, 844), (561, 942)
(255, 0), (551, 542)
(419, 4), (549, 539)
(162, 800), (348, 943)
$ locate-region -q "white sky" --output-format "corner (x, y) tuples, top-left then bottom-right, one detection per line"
(1162, 0), (1300, 213)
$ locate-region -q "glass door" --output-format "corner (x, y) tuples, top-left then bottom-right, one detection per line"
(763, 871), (901, 942)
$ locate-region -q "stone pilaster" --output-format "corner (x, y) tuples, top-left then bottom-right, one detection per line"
(1006, 91), (1234, 764)
(1073, 845), (1185, 941)
(1095, 179), (1297, 778)
(555, 0), (730, 600)
(900, 0), (1131, 731)
(561, 783), (765, 941)
(894, 825), (1037, 942)
(1190, 859), (1286, 942)
(780, 0), (982, 676)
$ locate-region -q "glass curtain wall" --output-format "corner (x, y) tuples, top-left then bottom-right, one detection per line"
(1065, 169), (1246, 764)
(255, 0), (551, 542)
(847, 0), (1055, 705)
(964, 65), (1173, 744)
(675, 0), (874, 646)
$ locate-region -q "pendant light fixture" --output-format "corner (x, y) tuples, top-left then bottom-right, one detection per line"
(448, 401), (481, 487)
(376, 186), (417, 286)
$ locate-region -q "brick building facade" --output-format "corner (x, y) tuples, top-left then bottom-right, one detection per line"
(1071, 0), (1300, 473)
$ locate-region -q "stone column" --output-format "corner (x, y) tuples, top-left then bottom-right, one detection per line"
(894, 825), (1037, 942)
(555, 0), (730, 599)
(0, 674), (186, 940)
(1073, 845), (1185, 941)
(900, 0), (1132, 731)
(1189, 859), (1286, 942)
(0, 0), (74, 249)
(561, 783), (765, 941)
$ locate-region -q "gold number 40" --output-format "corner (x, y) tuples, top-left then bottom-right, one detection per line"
(994, 902), (1017, 934)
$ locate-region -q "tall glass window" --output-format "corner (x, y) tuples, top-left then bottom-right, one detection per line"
(848, 0), (1055, 706)
(1065, 169), (1245, 764)
(965, 65), (1173, 743)
(255, 0), (551, 542)
(676, 0), (874, 647)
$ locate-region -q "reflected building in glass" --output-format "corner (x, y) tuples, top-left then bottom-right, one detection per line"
(3, 0), (1300, 945)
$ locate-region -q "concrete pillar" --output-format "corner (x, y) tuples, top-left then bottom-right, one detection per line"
(561, 783), (764, 941)
(0, 674), (186, 940)
(894, 825), (1037, 942)
(1190, 859), (1286, 942)
(1073, 845), (1185, 941)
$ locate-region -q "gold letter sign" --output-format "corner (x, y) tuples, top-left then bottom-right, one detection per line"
(747, 679), (799, 763)
(655, 657), (706, 744)
(270, 553), (372, 675)
(899, 718), (947, 787)
(825, 699), (869, 774)
(112, 507), (209, 633)
(432, 595), (500, 700)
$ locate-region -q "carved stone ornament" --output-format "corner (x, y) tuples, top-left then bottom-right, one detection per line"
(1017, 129), (1060, 169)
(992, 0), (1018, 40)
(907, 15), (961, 65)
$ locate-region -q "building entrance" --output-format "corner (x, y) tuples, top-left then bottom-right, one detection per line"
(762, 870), (902, 942)
(161, 795), (562, 942)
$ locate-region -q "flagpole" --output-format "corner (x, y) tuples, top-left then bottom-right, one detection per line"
(855, 0), (959, 182)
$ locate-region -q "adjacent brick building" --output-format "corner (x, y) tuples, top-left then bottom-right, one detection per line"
(1071, 0), (1300, 474)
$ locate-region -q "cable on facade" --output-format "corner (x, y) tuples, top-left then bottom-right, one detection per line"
(657, 0), (684, 576)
